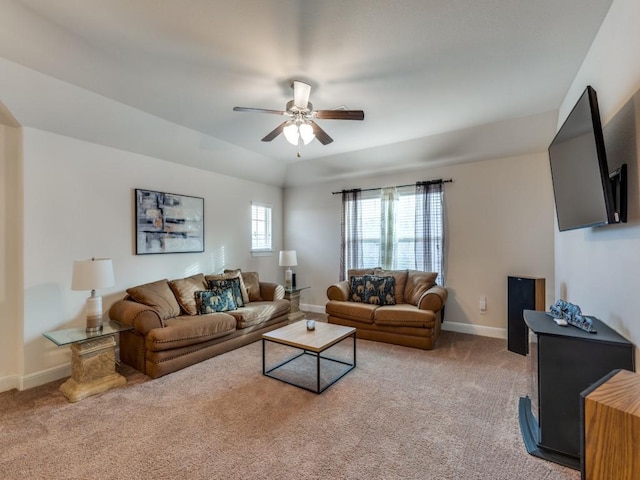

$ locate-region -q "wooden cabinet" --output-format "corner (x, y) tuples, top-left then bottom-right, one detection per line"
(582, 369), (640, 480)
(519, 310), (635, 470)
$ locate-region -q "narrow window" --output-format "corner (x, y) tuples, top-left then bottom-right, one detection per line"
(251, 202), (272, 254)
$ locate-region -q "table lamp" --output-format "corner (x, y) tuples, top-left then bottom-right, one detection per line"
(279, 250), (297, 290)
(72, 257), (115, 333)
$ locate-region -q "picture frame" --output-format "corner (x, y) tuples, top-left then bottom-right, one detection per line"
(135, 188), (204, 254)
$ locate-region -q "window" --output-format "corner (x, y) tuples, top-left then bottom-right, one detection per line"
(251, 202), (272, 254)
(340, 184), (444, 283)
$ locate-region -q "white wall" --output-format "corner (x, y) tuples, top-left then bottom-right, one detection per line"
(15, 127), (282, 389)
(285, 151), (555, 338)
(0, 123), (23, 392)
(555, 0), (640, 359)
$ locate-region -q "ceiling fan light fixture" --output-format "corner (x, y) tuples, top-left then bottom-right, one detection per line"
(283, 121), (299, 145)
(299, 122), (315, 145)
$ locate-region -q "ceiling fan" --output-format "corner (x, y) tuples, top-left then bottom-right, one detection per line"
(233, 80), (364, 153)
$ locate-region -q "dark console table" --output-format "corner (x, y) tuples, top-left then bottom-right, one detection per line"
(519, 309), (634, 470)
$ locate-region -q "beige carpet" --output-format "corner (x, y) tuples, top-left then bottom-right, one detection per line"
(0, 322), (580, 480)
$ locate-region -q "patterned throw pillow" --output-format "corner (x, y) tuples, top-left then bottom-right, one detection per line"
(194, 289), (237, 314)
(363, 275), (396, 306)
(349, 275), (366, 302)
(206, 270), (250, 304)
(208, 278), (244, 308)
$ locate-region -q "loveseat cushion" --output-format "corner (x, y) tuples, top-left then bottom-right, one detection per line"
(229, 299), (290, 328)
(168, 274), (207, 315)
(325, 300), (377, 325)
(374, 305), (436, 328)
(404, 271), (438, 306)
(126, 279), (181, 321)
(374, 268), (408, 304)
(147, 313), (237, 352)
(347, 268), (376, 278)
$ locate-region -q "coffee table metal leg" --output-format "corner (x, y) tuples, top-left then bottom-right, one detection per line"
(317, 352), (321, 393)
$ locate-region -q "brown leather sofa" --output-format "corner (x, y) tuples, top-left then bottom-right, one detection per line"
(325, 269), (447, 350)
(109, 270), (289, 378)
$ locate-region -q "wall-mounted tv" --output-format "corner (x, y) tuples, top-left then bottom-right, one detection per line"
(548, 86), (626, 232)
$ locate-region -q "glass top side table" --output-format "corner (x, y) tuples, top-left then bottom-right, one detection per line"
(283, 286), (309, 323)
(43, 320), (133, 346)
(43, 319), (133, 402)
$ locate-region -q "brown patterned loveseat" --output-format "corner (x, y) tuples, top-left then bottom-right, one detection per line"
(325, 269), (447, 350)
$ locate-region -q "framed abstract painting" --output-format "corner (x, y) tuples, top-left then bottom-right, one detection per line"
(135, 189), (204, 254)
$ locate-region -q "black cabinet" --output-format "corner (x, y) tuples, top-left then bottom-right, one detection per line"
(507, 276), (545, 355)
(519, 309), (634, 470)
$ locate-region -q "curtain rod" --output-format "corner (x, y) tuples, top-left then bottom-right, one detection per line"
(331, 178), (453, 195)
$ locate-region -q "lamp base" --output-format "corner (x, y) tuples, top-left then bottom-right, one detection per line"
(86, 294), (103, 333)
(285, 268), (293, 290)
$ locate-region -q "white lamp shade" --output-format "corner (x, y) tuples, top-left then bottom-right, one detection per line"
(279, 250), (297, 267)
(71, 258), (115, 291)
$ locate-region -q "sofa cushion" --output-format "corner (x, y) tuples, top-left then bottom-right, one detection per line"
(147, 313), (237, 352)
(326, 300), (377, 325)
(363, 275), (396, 306)
(374, 304), (436, 328)
(239, 271), (263, 302)
(229, 299), (290, 328)
(374, 269), (408, 304)
(206, 270), (249, 304)
(207, 277), (245, 308)
(168, 274), (207, 315)
(194, 289), (237, 314)
(404, 270), (438, 306)
(126, 279), (181, 321)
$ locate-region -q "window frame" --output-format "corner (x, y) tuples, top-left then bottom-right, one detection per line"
(250, 202), (273, 256)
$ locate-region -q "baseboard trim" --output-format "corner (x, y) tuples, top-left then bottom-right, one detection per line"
(0, 364), (71, 393)
(301, 303), (325, 314)
(441, 321), (507, 339)
(0, 374), (20, 393)
(302, 304), (507, 340)
(21, 364), (70, 391)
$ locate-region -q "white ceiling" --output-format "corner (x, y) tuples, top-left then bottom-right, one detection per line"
(0, 0), (613, 186)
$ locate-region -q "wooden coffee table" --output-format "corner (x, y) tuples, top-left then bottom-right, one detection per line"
(262, 321), (356, 393)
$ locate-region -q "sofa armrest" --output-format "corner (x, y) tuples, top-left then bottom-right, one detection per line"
(109, 299), (164, 335)
(259, 282), (285, 301)
(327, 281), (349, 302)
(417, 286), (448, 313)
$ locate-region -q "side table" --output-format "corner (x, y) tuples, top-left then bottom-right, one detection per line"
(43, 320), (133, 402)
(284, 286), (309, 323)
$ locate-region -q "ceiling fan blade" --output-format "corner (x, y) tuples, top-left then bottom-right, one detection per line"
(293, 81), (311, 110)
(261, 122), (287, 142)
(233, 106), (287, 115)
(314, 110), (365, 120)
(309, 121), (333, 145)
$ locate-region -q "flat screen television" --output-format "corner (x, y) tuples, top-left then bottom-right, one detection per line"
(548, 86), (623, 232)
